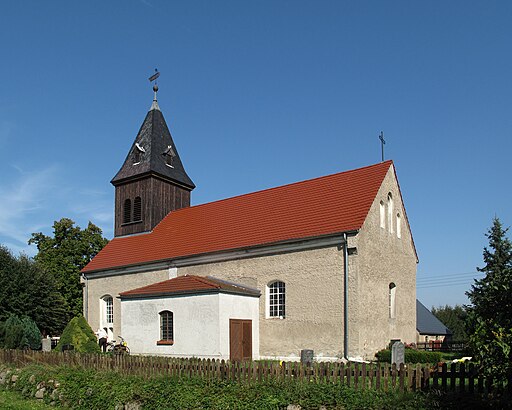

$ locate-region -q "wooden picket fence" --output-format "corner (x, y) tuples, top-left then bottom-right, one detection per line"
(0, 349), (503, 395)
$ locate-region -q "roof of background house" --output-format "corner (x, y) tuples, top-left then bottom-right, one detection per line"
(83, 160), (394, 273)
(119, 275), (260, 299)
(416, 300), (452, 335)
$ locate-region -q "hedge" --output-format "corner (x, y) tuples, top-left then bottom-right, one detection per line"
(375, 349), (442, 364)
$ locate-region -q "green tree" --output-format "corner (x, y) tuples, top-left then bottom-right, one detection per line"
(55, 316), (101, 353)
(0, 246), (68, 335)
(29, 218), (108, 319)
(466, 217), (512, 386)
(431, 304), (468, 341)
(19, 317), (42, 350)
(3, 315), (23, 349)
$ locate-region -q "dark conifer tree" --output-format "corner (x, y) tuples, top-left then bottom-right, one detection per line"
(466, 217), (512, 386)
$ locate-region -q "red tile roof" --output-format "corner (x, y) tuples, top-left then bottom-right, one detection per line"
(83, 161), (393, 273)
(119, 275), (260, 298)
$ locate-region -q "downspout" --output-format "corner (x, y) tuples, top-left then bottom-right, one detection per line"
(82, 274), (88, 321)
(343, 233), (349, 360)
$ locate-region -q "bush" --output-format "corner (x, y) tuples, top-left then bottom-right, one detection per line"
(0, 321), (4, 347)
(3, 315), (23, 349)
(55, 316), (100, 353)
(2, 315), (42, 350)
(375, 348), (442, 364)
(19, 317), (42, 350)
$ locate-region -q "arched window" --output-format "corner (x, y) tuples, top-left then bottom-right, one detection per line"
(268, 281), (286, 318)
(160, 311), (174, 341)
(379, 201), (385, 229)
(389, 283), (396, 319)
(387, 193), (394, 233)
(101, 295), (113, 325)
(396, 213), (401, 238)
(133, 197), (142, 222)
(123, 199), (132, 224)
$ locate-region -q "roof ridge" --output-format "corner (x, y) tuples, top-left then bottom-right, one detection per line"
(157, 160), (393, 218)
(190, 275), (221, 289)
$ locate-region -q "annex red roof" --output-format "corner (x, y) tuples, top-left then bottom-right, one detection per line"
(83, 161), (393, 273)
(119, 275), (260, 298)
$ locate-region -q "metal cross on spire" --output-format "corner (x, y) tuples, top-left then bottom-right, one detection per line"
(379, 131), (386, 162)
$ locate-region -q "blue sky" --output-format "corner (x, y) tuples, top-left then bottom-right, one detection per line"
(1, 1), (511, 309)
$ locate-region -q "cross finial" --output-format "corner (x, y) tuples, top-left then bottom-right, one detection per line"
(148, 69), (161, 111)
(379, 131), (386, 162)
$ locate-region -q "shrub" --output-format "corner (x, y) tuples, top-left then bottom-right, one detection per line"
(19, 317), (42, 350)
(3, 315), (23, 349)
(0, 321), (4, 347)
(55, 316), (100, 353)
(375, 348), (442, 364)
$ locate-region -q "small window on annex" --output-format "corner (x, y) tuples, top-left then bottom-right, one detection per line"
(396, 213), (401, 239)
(268, 281), (286, 318)
(101, 295), (114, 325)
(159, 311), (174, 344)
(123, 199), (132, 224)
(388, 283), (396, 319)
(133, 197), (142, 222)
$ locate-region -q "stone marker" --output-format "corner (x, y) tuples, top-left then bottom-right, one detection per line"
(42, 338), (51, 352)
(391, 341), (405, 367)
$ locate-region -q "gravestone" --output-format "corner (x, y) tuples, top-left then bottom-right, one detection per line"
(391, 341), (405, 367)
(41, 338), (51, 352)
(300, 349), (314, 366)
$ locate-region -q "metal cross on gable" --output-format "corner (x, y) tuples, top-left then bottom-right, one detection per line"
(379, 131), (386, 162)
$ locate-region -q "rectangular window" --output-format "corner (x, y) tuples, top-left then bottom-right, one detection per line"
(160, 311), (174, 341)
(269, 281), (285, 318)
(105, 297), (113, 324)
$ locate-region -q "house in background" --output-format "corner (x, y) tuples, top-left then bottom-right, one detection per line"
(416, 299), (452, 348)
(81, 87), (418, 361)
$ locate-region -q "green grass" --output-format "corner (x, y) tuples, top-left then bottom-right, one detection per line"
(1, 364), (436, 409)
(0, 390), (54, 410)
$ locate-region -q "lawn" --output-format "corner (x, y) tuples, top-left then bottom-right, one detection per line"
(0, 390), (53, 410)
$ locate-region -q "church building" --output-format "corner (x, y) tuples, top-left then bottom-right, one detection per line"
(82, 85), (418, 361)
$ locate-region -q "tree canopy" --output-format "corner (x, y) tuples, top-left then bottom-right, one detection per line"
(29, 218), (108, 319)
(466, 217), (512, 386)
(431, 304), (468, 342)
(0, 245), (67, 335)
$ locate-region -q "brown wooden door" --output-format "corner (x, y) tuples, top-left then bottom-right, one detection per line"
(229, 319), (252, 361)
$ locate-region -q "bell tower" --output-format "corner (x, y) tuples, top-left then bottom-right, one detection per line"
(111, 79), (195, 237)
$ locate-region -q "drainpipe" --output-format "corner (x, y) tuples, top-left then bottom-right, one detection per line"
(82, 274), (88, 321)
(343, 233), (349, 360)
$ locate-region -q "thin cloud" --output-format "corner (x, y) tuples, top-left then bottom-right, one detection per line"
(0, 164), (59, 252)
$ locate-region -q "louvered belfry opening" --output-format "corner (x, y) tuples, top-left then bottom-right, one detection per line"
(123, 199), (132, 224)
(133, 196), (142, 222)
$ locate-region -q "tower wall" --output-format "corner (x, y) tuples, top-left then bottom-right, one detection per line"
(114, 176), (191, 237)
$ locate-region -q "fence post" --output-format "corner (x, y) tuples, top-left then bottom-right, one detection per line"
(460, 362), (466, 393)
(399, 363), (405, 392)
(450, 363), (456, 391)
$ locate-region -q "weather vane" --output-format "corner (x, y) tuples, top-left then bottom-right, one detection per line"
(379, 131), (386, 162)
(149, 68), (160, 85)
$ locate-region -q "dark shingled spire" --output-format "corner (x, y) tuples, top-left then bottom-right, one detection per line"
(111, 105), (195, 189)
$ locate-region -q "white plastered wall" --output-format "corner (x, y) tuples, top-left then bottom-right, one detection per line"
(121, 292), (259, 359)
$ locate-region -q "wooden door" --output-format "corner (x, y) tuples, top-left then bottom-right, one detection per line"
(229, 319), (252, 361)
